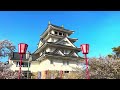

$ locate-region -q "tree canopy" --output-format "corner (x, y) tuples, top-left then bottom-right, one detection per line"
(112, 46), (120, 59)
(0, 40), (16, 58)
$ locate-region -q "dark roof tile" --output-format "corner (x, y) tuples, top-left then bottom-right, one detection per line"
(50, 24), (74, 32)
(10, 52), (38, 61)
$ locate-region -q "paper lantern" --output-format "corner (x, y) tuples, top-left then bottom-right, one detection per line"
(18, 43), (28, 54)
(80, 44), (89, 54)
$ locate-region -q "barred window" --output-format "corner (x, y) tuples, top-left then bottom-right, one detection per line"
(63, 61), (69, 65)
(59, 32), (62, 35)
(16, 62), (30, 67)
(50, 60), (53, 64)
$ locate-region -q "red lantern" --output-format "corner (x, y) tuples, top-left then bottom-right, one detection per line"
(80, 44), (89, 54)
(80, 44), (90, 79)
(18, 43), (28, 79)
(18, 43), (28, 54)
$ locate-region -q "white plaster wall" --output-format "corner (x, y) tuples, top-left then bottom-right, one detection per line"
(10, 59), (83, 72)
(9, 60), (13, 64)
(65, 42), (71, 46)
(39, 59), (50, 71)
(51, 30), (54, 34)
(38, 41), (43, 48)
(29, 61), (40, 72)
(46, 47), (56, 52)
(10, 61), (30, 71)
(38, 59), (82, 71)
(10, 62), (17, 71)
(47, 37), (58, 42)
(73, 52), (78, 57)
(53, 38), (58, 42)
(46, 47), (51, 52)
(47, 38), (52, 42)
(51, 47), (56, 52)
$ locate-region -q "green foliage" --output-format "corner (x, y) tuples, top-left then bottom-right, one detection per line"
(107, 54), (113, 58)
(112, 46), (120, 59)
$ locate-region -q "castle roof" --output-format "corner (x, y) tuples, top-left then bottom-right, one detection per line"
(34, 42), (81, 54)
(40, 24), (74, 39)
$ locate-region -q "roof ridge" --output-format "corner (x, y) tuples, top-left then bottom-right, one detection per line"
(50, 24), (74, 32)
(50, 24), (63, 29)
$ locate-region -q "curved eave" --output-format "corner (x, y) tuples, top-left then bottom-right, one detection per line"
(33, 43), (48, 54)
(46, 55), (84, 63)
(10, 60), (29, 62)
(47, 42), (81, 52)
(68, 38), (78, 43)
(40, 24), (51, 39)
(34, 42), (81, 54)
(37, 54), (84, 62)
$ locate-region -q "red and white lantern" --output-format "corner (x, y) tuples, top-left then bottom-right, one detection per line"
(18, 43), (28, 79)
(80, 44), (89, 54)
(80, 44), (90, 79)
(18, 43), (28, 54)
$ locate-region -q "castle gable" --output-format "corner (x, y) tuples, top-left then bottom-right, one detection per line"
(55, 37), (76, 47)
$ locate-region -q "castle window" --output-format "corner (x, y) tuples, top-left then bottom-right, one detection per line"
(55, 31), (58, 35)
(63, 61), (65, 65)
(59, 32), (62, 36)
(23, 62), (29, 67)
(67, 61), (69, 65)
(64, 71), (69, 73)
(16, 62), (30, 67)
(63, 61), (68, 65)
(16, 62), (24, 67)
(43, 50), (45, 54)
(50, 60), (53, 64)
(64, 50), (69, 54)
(16, 62), (19, 67)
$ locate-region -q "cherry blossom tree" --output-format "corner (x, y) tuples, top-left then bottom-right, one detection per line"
(0, 40), (25, 79)
(0, 62), (16, 79)
(88, 58), (120, 79)
(0, 62), (26, 79)
(69, 57), (120, 79)
(0, 40), (15, 58)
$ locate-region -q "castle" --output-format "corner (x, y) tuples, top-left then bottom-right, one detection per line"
(9, 23), (84, 79)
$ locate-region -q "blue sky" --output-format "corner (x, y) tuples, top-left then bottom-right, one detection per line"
(0, 11), (120, 62)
